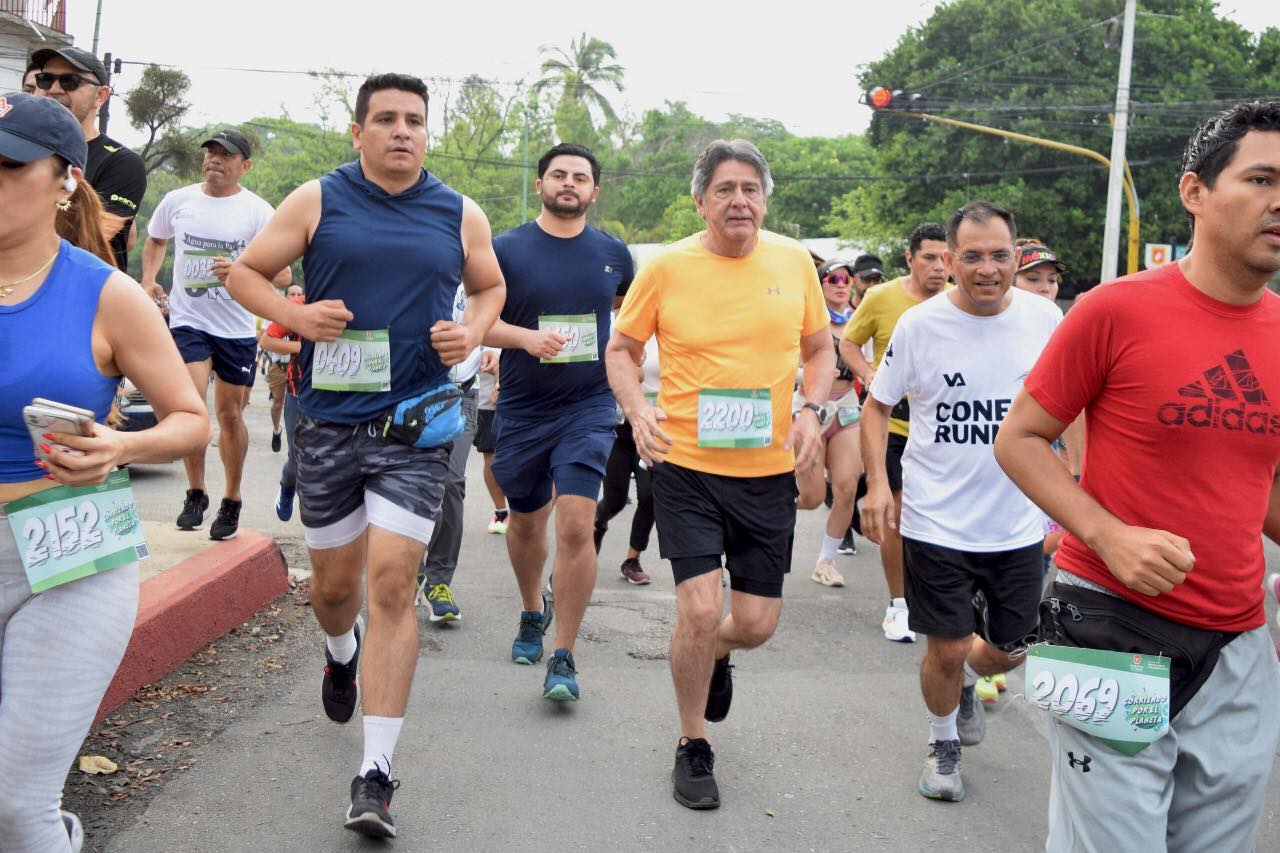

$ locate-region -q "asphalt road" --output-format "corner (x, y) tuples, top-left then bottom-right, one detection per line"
(103, 380), (1280, 852)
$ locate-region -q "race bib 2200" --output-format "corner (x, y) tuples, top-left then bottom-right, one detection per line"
(697, 388), (772, 448)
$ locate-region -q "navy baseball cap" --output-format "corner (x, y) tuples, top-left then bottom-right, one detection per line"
(0, 92), (87, 169)
(200, 128), (252, 159)
(30, 46), (108, 86)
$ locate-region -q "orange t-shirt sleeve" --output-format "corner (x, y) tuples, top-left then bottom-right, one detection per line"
(265, 321), (290, 338)
(800, 263), (829, 336)
(614, 261), (660, 343)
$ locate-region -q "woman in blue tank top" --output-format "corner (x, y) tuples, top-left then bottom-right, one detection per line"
(0, 93), (208, 852)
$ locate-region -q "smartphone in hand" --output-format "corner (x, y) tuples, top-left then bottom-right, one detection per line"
(24, 398), (95, 461)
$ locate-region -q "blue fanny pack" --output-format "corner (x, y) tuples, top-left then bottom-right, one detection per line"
(376, 382), (464, 449)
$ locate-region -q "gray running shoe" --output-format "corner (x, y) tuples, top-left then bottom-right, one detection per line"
(957, 684), (986, 746)
(918, 739), (964, 802)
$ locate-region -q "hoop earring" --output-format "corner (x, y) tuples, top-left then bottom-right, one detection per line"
(56, 198), (72, 212)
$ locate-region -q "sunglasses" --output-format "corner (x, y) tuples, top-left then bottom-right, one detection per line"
(823, 274), (850, 285)
(860, 274), (885, 284)
(35, 72), (100, 92)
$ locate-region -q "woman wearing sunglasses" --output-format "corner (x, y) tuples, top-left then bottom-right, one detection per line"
(796, 258), (866, 587)
(0, 93), (207, 852)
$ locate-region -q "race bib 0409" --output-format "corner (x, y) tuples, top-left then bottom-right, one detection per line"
(697, 388), (772, 448)
(1026, 644), (1172, 756)
(4, 470), (149, 593)
(311, 329), (392, 393)
(538, 314), (598, 363)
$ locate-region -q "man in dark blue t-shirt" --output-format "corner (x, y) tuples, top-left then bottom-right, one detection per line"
(485, 143), (634, 703)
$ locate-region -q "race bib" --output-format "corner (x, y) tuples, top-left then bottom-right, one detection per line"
(643, 391), (658, 406)
(837, 402), (862, 427)
(180, 249), (225, 290)
(1026, 644), (1172, 756)
(538, 314), (598, 363)
(697, 389), (772, 448)
(312, 329), (391, 393)
(4, 470), (149, 593)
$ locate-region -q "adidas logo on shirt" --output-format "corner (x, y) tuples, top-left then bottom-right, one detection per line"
(1157, 349), (1279, 434)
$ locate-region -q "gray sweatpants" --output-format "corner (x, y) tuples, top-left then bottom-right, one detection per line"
(422, 390), (478, 586)
(1045, 622), (1280, 852)
(0, 506), (139, 852)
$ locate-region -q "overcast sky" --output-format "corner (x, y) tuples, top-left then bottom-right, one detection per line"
(64, 0), (1278, 148)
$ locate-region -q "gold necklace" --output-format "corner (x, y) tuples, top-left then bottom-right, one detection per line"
(0, 251), (59, 298)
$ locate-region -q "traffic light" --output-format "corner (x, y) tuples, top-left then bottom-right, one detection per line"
(862, 87), (927, 111)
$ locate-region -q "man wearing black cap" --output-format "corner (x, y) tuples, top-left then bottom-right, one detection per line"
(141, 128), (290, 540)
(31, 46), (146, 272)
(850, 253), (886, 304)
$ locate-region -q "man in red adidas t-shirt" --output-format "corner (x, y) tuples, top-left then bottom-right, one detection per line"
(997, 100), (1280, 851)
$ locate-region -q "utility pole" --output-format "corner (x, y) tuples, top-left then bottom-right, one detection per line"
(520, 108), (530, 223)
(98, 51), (112, 136)
(1100, 0), (1136, 283)
(91, 0), (105, 55)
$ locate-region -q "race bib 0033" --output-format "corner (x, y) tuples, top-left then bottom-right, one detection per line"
(311, 329), (392, 393)
(697, 388), (772, 448)
(538, 314), (598, 363)
(4, 470), (149, 593)
(1026, 644), (1172, 756)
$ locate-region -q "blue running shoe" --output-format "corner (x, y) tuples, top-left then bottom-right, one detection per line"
(512, 610), (545, 664)
(275, 486), (294, 522)
(543, 648), (579, 701)
(426, 582), (460, 623)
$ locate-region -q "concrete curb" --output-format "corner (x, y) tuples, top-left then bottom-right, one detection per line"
(96, 530), (290, 724)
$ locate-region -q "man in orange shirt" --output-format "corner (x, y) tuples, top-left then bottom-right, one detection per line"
(606, 139), (834, 810)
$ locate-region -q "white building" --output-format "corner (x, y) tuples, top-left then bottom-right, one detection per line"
(0, 1), (73, 92)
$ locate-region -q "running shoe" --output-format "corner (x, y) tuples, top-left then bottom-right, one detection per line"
(957, 684), (986, 746)
(1267, 573), (1280, 603)
(176, 488), (208, 530)
(209, 498), (242, 541)
(918, 739), (964, 802)
(672, 738), (720, 810)
(322, 618), (362, 723)
(425, 582), (460, 623)
(488, 512), (509, 534)
(975, 676), (999, 704)
(512, 610), (546, 664)
(271, 427), (282, 453)
(275, 486), (294, 522)
(620, 557), (652, 585)
(837, 530), (858, 556)
(345, 767), (400, 838)
(883, 605), (916, 643)
(542, 586), (554, 635)
(992, 672), (1008, 693)
(811, 556), (845, 587)
(62, 811), (84, 853)
(543, 647), (580, 701)
(704, 653), (734, 722)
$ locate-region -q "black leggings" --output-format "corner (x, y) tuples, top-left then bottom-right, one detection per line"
(593, 421), (655, 554)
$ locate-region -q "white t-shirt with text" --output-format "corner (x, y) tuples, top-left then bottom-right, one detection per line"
(869, 288), (1062, 551)
(148, 183), (275, 339)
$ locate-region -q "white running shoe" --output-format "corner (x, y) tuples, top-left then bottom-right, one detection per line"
(811, 557), (845, 587)
(883, 605), (916, 643)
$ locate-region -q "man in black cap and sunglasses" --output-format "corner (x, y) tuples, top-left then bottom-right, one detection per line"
(30, 46), (146, 273)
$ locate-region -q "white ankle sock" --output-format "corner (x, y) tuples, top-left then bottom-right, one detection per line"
(891, 597), (908, 611)
(360, 716), (404, 777)
(819, 534), (841, 561)
(928, 708), (959, 744)
(325, 624), (358, 665)
(963, 661), (980, 687)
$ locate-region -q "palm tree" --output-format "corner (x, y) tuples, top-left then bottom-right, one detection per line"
(532, 33), (625, 132)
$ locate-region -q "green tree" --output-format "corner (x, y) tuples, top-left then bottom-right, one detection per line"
(826, 0), (1280, 292)
(124, 65), (198, 175)
(532, 33), (625, 145)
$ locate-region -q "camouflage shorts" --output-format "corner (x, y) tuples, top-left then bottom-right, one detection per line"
(294, 413), (449, 530)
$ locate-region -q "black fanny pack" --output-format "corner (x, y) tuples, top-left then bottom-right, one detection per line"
(1039, 582), (1239, 720)
(890, 398), (911, 422)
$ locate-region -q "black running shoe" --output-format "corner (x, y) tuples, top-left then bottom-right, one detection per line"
(704, 653), (734, 722)
(672, 738), (720, 809)
(837, 529), (858, 556)
(176, 489), (208, 531)
(322, 620), (361, 723)
(271, 428), (282, 453)
(209, 498), (242, 541)
(345, 767), (400, 838)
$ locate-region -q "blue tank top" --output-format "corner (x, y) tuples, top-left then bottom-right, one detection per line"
(299, 161), (464, 424)
(0, 240), (119, 483)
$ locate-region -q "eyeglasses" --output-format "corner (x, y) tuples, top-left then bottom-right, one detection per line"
(860, 274), (885, 284)
(34, 72), (100, 92)
(823, 274), (850, 285)
(958, 250), (1014, 266)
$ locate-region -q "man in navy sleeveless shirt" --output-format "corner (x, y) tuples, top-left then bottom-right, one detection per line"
(227, 74), (505, 841)
(484, 143), (634, 703)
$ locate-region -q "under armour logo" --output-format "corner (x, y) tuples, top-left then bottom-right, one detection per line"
(766, 287), (781, 295)
(0, 97), (11, 119)
(943, 372), (966, 387)
(1067, 752), (1092, 772)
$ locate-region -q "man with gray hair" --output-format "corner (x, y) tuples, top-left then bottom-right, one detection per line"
(607, 139), (835, 809)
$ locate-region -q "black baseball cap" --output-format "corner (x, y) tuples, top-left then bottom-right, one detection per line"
(851, 254), (885, 278)
(818, 258), (855, 279)
(0, 92), (87, 169)
(1017, 245), (1068, 274)
(200, 128), (252, 159)
(30, 46), (108, 86)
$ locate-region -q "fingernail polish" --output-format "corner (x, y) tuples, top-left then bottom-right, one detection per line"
(39, 443), (51, 454)
(42, 433), (54, 440)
